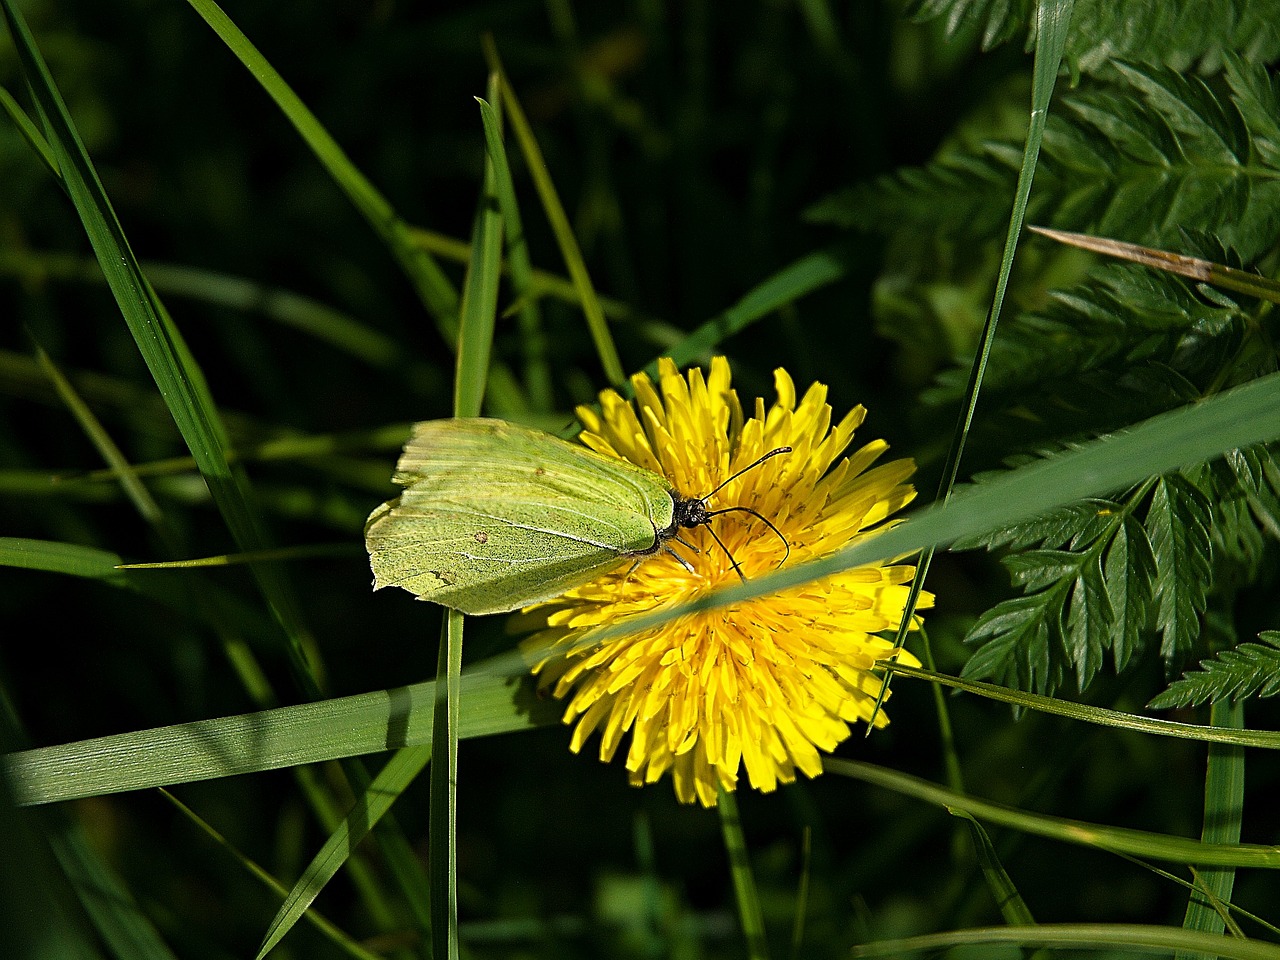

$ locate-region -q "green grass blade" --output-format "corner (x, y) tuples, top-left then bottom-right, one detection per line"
(2, 689), (175, 960)
(1179, 700), (1246, 959)
(658, 246), (850, 372)
(0, 796), (105, 960)
(4, 2), (230, 467)
(788, 827), (812, 960)
(5, 671), (559, 807)
(718, 789), (770, 960)
(411, 226), (642, 327)
(454, 97), (506, 417)
(476, 94), (553, 411)
(0, 537), (287, 645)
(181, 0), (458, 326)
(31, 338), (163, 526)
(47, 818), (180, 960)
(0, 537), (127, 583)
(0, 251), (410, 372)
(825, 758), (1280, 868)
(483, 37), (625, 388)
(890, 664), (1280, 750)
(0, 83), (57, 179)
(849, 923), (1280, 960)
(256, 746), (433, 960)
(117, 544), (356, 570)
(431, 613), (464, 960)
(409, 225), (842, 379)
(424, 93), (511, 960)
(161, 791), (387, 960)
(878, 0), (1077, 716)
(950, 810), (1036, 924)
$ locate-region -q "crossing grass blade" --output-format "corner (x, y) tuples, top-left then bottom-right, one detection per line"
(849, 924), (1280, 960)
(825, 758), (1280, 869)
(159, 791), (387, 960)
(31, 337), (163, 526)
(1, 0), (322, 693)
(5, 671), (561, 807)
(577, 369), (1280, 648)
(656, 245), (852, 373)
(255, 747), (434, 960)
(950, 810), (1037, 925)
(0, 251), (412, 373)
(3, 4), (440, 935)
(876, 0), (1078, 720)
(0, 84), (57, 178)
(1179, 700), (1246, 959)
(889, 664), (1280, 750)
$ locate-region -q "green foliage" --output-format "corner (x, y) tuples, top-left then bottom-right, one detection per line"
(956, 443), (1280, 701)
(909, 0), (1280, 72)
(959, 476), (1180, 693)
(811, 54), (1280, 701)
(809, 60), (1280, 255)
(1149, 632), (1280, 707)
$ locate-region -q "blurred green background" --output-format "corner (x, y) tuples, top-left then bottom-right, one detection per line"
(3, 1), (1279, 958)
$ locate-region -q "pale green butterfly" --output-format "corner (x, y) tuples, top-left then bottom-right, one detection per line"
(364, 417), (790, 615)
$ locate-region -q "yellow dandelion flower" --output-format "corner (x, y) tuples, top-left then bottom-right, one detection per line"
(520, 357), (930, 807)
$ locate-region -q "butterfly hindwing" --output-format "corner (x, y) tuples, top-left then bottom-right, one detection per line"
(365, 418), (676, 614)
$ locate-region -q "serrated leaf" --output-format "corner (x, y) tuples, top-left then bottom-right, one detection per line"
(1225, 53), (1280, 168)
(909, 0), (1280, 74)
(1208, 460), (1267, 578)
(954, 499), (1117, 551)
(962, 591), (1064, 694)
(1065, 549), (1112, 690)
(1224, 444), (1280, 539)
(1148, 632), (1280, 708)
(829, 59), (1280, 264)
(1113, 62), (1250, 164)
(1147, 475), (1214, 662)
(907, 0), (1034, 50)
(1002, 549), (1084, 590)
(1104, 516), (1157, 672)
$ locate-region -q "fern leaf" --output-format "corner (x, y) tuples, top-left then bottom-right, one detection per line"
(1147, 475), (1213, 662)
(804, 148), (1016, 235)
(1104, 515), (1157, 672)
(816, 59), (1280, 258)
(958, 484), (1140, 695)
(1225, 54), (1280, 168)
(1003, 549), (1085, 591)
(1065, 549), (1112, 689)
(1147, 632), (1280, 708)
(961, 593), (1061, 693)
(909, 0), (1280, 73)
(1224, 444), (1280, 540)
(1112, 62), (1250, 163)
(954, 495), (1122, 552)
(906, 0), (1032, 51)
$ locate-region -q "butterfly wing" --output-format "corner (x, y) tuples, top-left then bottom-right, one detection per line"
(365, 418), (676, 614)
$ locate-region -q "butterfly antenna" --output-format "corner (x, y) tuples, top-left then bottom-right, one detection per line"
(702, 522), (747, 583)
(700, 446), (791, 502)
(705, 505), (791, 567)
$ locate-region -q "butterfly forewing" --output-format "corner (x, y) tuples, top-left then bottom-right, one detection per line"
(365, 418), (677, 614)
